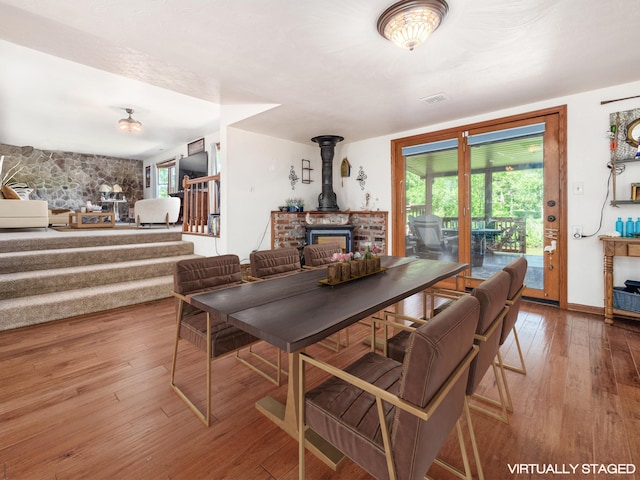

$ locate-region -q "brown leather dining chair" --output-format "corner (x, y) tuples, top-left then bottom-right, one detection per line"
(298, 295), (481, 480)
(500, 257), (528, 375)
(248, 246), (306, 280)
(170, 255), (280, 426)
(302, 242), (342, 268)
(249, 246), (348, 351)
(378, 270), (511, 480)
(424, 257), (528, 413)
(303, 242), (352, 351)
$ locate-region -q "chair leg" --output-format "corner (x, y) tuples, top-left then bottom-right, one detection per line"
(318, 329), (349, 352)
(431, 418), (474, 480)
(169, 307), (212, 426)
(464, 396), (485, 480)
(235, 343), (287, 386)
(496, 350), (514, 412)
(469, 359), (511, 423)
(502, 325), (527, 375)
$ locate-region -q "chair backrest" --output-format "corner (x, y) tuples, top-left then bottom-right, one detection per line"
(411, 214), (443, 248)
(249, 247), (301, 279)
(391, 295), (480, 480)
(173, 254), (243, 316)
(303, 242), (342, 267)
(467, 270), (511, 394)
(500, 257), (527, 344)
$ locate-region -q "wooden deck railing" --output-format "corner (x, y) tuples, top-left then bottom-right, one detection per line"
(441, 216), (527, 254)
(406, 206), (527, 254)
(182, 174), (220, 236)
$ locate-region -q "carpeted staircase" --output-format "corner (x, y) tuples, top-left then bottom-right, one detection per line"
(0, 231), (199, 331)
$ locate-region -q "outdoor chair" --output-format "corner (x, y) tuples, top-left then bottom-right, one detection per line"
(299, 295), (480, 480)
(408, 214), (458, 260)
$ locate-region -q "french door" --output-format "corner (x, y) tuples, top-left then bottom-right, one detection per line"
(391, 106), (566, 305)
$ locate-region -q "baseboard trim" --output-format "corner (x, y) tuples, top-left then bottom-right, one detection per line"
(566, 303), (603, 316)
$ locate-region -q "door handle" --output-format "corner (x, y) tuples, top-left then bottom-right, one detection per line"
(547, 215), (556, 222)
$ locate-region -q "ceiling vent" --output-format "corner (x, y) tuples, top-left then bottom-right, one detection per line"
(420, 92), (448, 104)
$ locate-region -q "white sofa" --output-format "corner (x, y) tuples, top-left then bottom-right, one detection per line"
(0, 199), (49, 229)
(134, 197), (181, 228)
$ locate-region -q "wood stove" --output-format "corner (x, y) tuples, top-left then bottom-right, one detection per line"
(305, 225), (354, 253)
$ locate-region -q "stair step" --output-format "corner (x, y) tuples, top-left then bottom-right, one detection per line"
(0, 229), (200, 331)
(0, 230), (183, 253)
(0, 254), (200, 300)
(0, 241), (194, 273)
(0, 276), (177, 331)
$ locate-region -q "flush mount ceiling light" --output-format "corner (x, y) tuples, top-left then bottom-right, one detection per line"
(377, 0), (448, 51)
(118, 108), (142, 133)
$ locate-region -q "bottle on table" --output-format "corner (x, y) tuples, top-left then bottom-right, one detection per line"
(615, 217), (624, 236)
(625, 217), (635, 237)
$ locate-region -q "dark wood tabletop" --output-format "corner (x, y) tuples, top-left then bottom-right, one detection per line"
(190, 256), (467, 353)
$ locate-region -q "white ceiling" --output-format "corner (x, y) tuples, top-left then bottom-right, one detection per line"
(1, 0), (639, 161)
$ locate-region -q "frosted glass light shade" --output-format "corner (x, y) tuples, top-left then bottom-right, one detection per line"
(377, 0), (448, 51)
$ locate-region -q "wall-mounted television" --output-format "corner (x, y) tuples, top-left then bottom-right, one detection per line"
(178, 151), (209, 190)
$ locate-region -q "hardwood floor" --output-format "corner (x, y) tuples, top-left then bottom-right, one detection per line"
(1, 296), (639, 480)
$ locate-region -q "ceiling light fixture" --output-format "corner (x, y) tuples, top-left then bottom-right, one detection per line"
(377, 0), (448, 51)
(118, 108), (142, 133)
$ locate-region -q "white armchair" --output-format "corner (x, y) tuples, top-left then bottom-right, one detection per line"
(134, 197), (180, 228)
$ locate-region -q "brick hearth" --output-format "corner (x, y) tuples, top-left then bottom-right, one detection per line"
(270, 211), (388, 254)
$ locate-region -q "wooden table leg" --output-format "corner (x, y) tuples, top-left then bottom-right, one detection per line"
(255, 352), (345, 470)
(603, 253), (614, 325)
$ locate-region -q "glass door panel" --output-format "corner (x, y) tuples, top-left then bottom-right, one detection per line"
(467, 124), (544, 290)
(403, 138), (459, 263)
(393, 107), (565, 304)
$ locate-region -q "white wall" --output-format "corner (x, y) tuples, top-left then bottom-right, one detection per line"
(224, 127), (318, 262)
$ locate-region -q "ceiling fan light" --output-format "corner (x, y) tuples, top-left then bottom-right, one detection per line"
(118, 108), (142, 133)
(377, 0), (448, 51)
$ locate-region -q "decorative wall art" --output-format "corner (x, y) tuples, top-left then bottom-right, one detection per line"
(610, 107), (640, 161)
(356, 166), (367, 190)
(145, 165), (151, 188)
(289, 165), (299, 190)
(340, 157), (351, 187)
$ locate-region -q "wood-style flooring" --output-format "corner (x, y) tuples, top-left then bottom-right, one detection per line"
(1, 296), (639, 480)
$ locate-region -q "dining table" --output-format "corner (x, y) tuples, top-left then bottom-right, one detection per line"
(190, 255), (468, 469)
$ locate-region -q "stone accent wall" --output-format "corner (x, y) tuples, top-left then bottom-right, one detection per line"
(271, 211), (388, 254)
(0, 143), (143, 211)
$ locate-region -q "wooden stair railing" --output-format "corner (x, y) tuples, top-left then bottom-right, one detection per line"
(182, 174), (220, 236)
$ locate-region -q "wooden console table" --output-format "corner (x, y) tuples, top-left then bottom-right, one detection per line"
(601, 237), (640, 324)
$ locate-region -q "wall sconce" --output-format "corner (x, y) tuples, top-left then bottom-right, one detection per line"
(356, 166), (368, 190)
